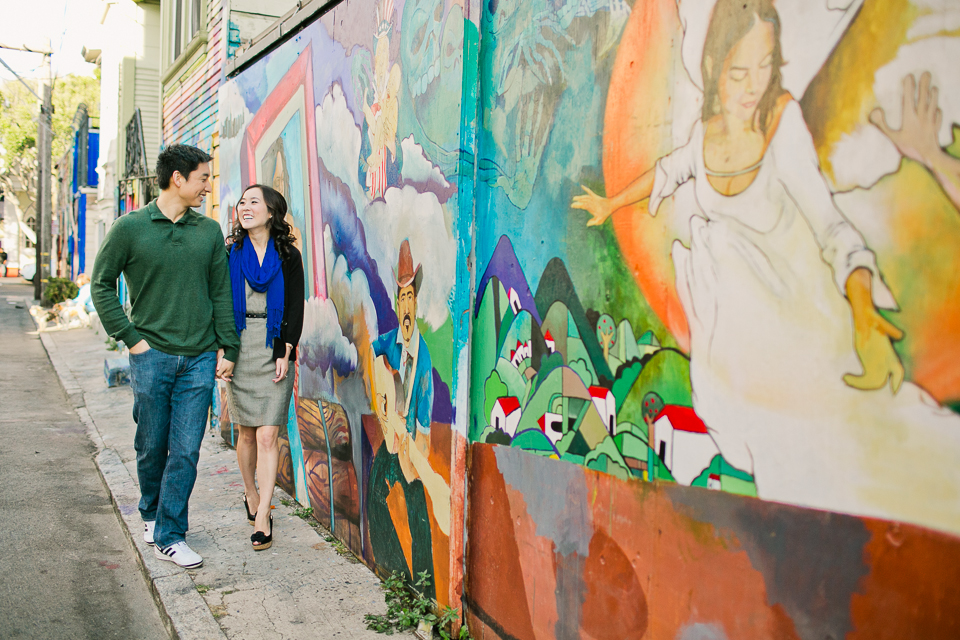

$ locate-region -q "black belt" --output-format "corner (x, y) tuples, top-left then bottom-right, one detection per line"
(245, 312), (267, 319)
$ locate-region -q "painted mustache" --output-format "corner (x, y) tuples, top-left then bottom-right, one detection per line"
(403, 313), (412, 327)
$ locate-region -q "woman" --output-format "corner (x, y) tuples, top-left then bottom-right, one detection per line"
(572, 0), (960, 533)
(222, 184), (304, 550)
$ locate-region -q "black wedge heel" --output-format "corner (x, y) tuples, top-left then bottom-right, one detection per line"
(251, 515), (273, 551)
(242, 495), (257, 525)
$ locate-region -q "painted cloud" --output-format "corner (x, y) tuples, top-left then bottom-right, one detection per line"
(362, 185), (456, 331)
(315, 84), (367, 215)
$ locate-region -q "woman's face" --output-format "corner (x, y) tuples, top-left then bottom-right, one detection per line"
(237, 188), (271, 232)
(718, 17), (775, 123)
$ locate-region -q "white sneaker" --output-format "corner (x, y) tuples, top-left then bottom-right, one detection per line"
(144, 521), (155, 546)
(154, 541), (203, 568)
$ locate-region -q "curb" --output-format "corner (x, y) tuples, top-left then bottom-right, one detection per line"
(38, 329), (227, 640)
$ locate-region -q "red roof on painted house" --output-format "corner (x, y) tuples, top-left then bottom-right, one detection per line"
(588, 386), (613, 399)
(495, 396), (521, 415)
(655, 405), (708, 434)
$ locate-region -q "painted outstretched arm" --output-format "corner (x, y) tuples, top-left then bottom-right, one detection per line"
(871, 72), (960, 213)
(572, 167), (656, 226)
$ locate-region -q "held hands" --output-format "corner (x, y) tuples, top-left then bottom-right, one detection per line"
(216, 348), (235, 381)
(572, 185), (614, 226)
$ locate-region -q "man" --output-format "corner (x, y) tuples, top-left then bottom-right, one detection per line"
(371, 239), (433, 438)
(0, 244), (7, 277)
(92, 144), (239, 569)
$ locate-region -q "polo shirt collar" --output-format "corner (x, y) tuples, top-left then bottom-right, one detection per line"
(147, 200), (201, 225)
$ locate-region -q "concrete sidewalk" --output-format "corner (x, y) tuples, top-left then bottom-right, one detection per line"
(36, 318), (406, 639)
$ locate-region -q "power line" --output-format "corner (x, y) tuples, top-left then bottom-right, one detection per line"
(0, 55), (41, 101)
(0, 44), (53, 55)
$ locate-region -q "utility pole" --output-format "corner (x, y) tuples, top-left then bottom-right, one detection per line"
(34, 53), (52, 302)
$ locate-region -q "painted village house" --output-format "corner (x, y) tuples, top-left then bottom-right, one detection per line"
(211, 0), (960, 637)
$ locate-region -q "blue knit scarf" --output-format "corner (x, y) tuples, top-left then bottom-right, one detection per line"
(230, 238), (284, 350)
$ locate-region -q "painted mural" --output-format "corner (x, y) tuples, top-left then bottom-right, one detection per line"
(467, 0), (960, 636)
(214, 0), (960, 635)
(466, 443), (960, 640)
(217, 0), (477, 610)
(473, 0), (960, 530)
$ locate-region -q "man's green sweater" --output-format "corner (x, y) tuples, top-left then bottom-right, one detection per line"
(91, 200), (240, 362)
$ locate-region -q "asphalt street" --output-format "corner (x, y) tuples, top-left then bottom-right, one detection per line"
(0, 280), (169, 639)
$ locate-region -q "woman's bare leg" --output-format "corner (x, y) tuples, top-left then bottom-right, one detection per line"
(253, 425), (280, 534)
(236, 426), (259, 516)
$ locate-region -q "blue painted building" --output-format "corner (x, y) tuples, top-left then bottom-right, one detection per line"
(67, 124), (99, 278)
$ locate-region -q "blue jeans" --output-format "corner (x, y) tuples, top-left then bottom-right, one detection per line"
(128, 348), (216, 548)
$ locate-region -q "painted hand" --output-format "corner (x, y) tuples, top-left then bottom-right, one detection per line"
(375, 393), (391, 428)
(843, 306), (905, 394)
(572, 185), (614, 227)
(273, 357), (288, 383)
(870, 72), (944, 169)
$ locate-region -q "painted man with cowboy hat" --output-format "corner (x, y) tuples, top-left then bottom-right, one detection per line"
(372, 239), (434, 437)
(367, 239), (445, 596)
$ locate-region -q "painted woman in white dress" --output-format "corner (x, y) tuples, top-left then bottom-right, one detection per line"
(573, 0), (960, 534)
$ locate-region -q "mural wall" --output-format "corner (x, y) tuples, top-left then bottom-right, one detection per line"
(217, 0), (478, 611)
(466, 0), (960, 636)
(218, 0), (960, 636)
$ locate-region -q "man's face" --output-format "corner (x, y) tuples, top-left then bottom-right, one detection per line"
(174, 162), (212, 208)
(397, 285), (417, 343)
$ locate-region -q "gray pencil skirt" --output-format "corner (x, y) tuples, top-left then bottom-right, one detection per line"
(225, 317), (294, 427)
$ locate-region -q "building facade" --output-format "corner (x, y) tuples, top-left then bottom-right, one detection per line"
(87, 0), (162, 250)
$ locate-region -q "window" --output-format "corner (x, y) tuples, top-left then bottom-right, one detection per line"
(173, 0), (182, 60)
(163, 0), (207, 81)
(190, 0), (202, 40)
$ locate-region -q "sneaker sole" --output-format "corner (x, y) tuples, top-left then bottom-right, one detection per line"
(154, 547), (203, 569)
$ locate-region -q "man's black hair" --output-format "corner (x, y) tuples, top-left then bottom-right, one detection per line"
(156, 144), (213, 190)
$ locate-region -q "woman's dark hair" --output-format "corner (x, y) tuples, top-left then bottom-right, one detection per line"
(228, 184), (298, 260)
(701, 0), (785, 134)
(156, 144), (213, 190)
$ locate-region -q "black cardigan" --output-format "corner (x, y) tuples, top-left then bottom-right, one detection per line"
(273, 245), (305, 361)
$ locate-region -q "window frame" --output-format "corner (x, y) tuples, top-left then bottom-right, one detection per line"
(161, 0), (208, 85)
